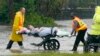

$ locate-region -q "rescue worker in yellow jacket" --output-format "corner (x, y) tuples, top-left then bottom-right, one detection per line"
(70, 13), (87, 51)
(6, 7), (26, 49)
(86, 6), (100, 52)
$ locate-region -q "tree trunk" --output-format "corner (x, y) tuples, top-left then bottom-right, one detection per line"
(8, 0), (14, 25)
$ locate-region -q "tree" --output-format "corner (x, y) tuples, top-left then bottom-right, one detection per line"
(8, 0), (14, 24)
(35, 0), (68, 18)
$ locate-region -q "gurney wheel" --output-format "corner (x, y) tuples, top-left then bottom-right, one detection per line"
(43, 39), (60, 50)
(84, 41), (91, 52)
(84, 44), (90, 52)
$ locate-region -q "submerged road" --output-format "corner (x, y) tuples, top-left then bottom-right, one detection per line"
(0, 19), (93, 55)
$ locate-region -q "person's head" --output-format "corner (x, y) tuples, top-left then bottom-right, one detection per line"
(28, 25), (34, 30)
(20, 7), (26, 14)
(70, 12), (75, 19)
(95, 6), (100, 14)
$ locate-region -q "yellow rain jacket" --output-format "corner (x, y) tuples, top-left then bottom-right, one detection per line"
(90, 6), (100, 35)
(9, 11), (24, 41)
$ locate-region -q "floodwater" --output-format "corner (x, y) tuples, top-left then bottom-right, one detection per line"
(0, 19), (93, 55)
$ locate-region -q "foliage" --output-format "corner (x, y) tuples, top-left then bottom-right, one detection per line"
(0, 0), (100, 25)
(23, 0), (56, 27)
(25, 13), (56, 27)
(0, 0), (8, 24)
(35, 0), (67, 18)
(0, 0), (56, 26)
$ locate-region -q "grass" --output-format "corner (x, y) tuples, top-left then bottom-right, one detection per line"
(11, 51), (100, 56)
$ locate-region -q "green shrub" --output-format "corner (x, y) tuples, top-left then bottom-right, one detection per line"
(0, 0), (56, 26)
(25, 13), (56, 27)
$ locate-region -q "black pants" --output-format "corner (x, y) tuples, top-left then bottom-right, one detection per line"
(72, 29), (87, 51)
(6, 40), (23, 49)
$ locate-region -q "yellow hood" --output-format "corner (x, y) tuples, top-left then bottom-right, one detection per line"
(95, 6), (100, 14)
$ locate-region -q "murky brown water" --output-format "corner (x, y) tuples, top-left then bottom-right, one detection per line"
(0, 19), (93, 55)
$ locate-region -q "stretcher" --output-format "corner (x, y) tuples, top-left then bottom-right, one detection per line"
(19, 28), (70, 50)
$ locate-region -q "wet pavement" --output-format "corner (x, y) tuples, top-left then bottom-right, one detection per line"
(0, 19), (93, 55)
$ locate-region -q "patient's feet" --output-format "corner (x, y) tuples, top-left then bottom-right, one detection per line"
(31, 43), (42, 46)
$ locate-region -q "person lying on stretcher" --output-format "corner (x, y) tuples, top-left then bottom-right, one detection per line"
(28, 25), (58, 37)
(16, 25), (58, 46)
(16, 25), (57, 36)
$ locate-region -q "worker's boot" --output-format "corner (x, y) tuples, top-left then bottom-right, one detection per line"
(71, 45), (77, 51)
